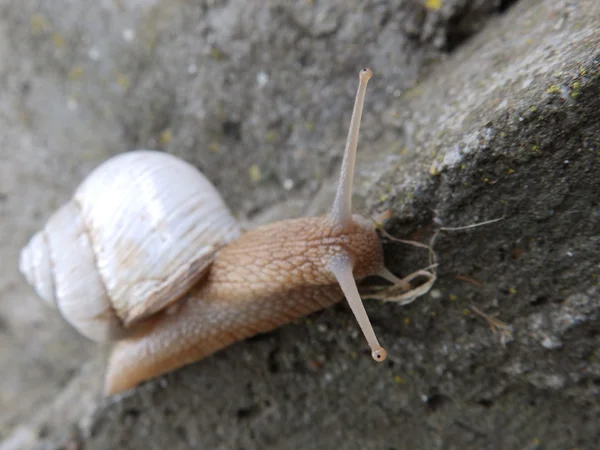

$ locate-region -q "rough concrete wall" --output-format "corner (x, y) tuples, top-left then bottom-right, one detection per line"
(0, 0), (598, 449)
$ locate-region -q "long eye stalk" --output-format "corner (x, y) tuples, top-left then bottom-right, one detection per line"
(330, 68), (373, 229)
(329, 254), (387, 362)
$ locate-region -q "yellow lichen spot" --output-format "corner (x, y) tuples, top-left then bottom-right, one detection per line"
(160, 129), (173, 145)
(403, 317), (411, 325)
(425, 0), (443, 11)
(532, 144), (540, 152)
(404, 85), (424, 99)
(209, 142), (220, 153)
(580, 67), (587, 76)
(17, 105), (32, 127)
(394, 375), (405, 384)
(483, 177), (490, 183)
(461, 163), (467, 170)
(68, 66), (85, 81)
(31, 14), (49, 34)
(547, 84), (562, 94)
(429, 164), (441, 176)
(52, 33), (65, 48)
(509, 287), (517, 295)
(462, 308), (471, 316)
(380, 193), (389, 202)
(449, 294), (458, 301)
(573, 81), (581, 90)
(529, 106), (537, 113)
(571, 91), (580, 99)
(249, 164), (262, 183)
(508, 168), (515, 174)
(266, 130), (278, 143)
(116, 74), (130, 89)
(552, 71), (564, 78)
(209, 47), (226, 60)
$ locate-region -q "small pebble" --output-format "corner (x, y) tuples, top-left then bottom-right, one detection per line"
(122, 29), (135, 42)
(67, 97), (78, 111)
(88, 48), (100, 60)
(283, 178), (294, 190)
(256, 71), (269, 87)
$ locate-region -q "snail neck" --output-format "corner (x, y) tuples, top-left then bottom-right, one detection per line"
(205, 215), (384, 300)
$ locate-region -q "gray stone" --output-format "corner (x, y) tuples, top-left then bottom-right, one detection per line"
(0, 0), (599, 449)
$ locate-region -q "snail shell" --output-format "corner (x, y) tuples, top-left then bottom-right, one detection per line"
(19, 150), (240, 342)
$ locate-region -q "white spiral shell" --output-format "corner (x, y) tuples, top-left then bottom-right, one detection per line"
(18, 150), (241, 342)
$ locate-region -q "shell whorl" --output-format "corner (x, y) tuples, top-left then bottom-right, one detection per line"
(19, 231), (57, 309)
(19, 150), (241, 342)
(19, 201), (122, 342)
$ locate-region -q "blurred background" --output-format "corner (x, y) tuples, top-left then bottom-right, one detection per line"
(1, 0), (599, 449)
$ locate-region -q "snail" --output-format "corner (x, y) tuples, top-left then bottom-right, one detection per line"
(19, 69), (431, 395)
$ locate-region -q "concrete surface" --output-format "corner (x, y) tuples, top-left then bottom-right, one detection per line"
(0, 0), (598, 449)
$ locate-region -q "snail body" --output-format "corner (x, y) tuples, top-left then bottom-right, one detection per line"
(106, 214), (384, 394)
(20, 69), (414, 395)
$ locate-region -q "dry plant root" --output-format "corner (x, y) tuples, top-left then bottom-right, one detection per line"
(363, 212), (505, 307)
(360, 220), (439, 305)
(470, 305), (513, 346)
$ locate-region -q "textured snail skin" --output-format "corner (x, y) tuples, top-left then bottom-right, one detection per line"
(105, 215), (384, 395)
